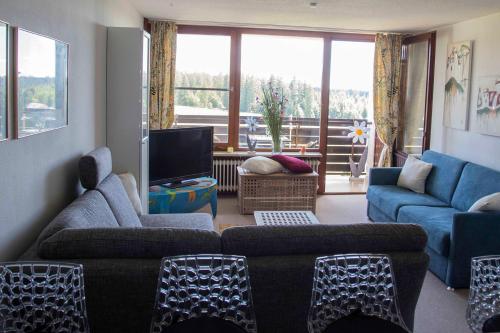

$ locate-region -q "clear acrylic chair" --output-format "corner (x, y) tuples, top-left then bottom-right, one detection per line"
(307, 254), (411, 333)
(467, 255), (500, 333)
(0, 261), (89, 333)
(150, 255), (257, 333)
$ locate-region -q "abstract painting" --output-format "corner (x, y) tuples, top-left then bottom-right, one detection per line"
(473, 76), (500, 136)
(443, 40), (472, 130)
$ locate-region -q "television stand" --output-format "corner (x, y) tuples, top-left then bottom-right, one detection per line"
(161, 179), (199, 189)
(150, 177), (218, 218)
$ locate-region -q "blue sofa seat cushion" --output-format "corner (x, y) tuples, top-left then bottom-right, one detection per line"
(421, 150), (466, 204)
(397, 206), (461, 257)
(451, 163), (500, 212)
(367, 185), (448, 220)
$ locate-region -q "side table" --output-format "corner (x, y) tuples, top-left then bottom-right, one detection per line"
(149, 177), (218, 218)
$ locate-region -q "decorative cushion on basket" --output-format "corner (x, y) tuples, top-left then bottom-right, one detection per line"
(270, 155), (313, 174)
(397, 155), (433, 193)
(468, 192), (500, 212)
(241, 156), (283, 175)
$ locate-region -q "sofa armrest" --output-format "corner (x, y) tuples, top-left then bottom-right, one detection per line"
(447, 211), (500, 286)
(38, 227), (221, 259)
(369, 167), (402, 185)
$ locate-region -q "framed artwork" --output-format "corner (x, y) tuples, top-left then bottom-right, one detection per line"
(443, 40), (472, 130)
(472, 76), (500, 137)
(0, 21), (7, 141)
(14, 28), (68, 138)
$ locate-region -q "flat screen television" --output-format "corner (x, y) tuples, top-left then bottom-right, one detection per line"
(149, 127), (213, 187)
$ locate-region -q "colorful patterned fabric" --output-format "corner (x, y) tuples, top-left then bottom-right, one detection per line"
(149, 21), (177, 129)
(373, 33), (402, 167)
(149, 177), (218, 217)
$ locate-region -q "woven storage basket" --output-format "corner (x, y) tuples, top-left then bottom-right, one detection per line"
(237, 167), (318, 214)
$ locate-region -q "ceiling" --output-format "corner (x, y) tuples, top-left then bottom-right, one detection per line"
(130, 0), (500, 33)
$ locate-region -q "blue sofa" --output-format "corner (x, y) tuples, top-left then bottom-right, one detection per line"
(367, 150), (500, 288)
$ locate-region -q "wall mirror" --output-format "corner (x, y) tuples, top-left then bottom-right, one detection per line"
(14, 28), (68, 138)
(0, 22), (7, 141)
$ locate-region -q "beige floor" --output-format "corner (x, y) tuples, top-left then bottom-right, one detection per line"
(199, 194), (470, 333)
(325, 174), (369, 193)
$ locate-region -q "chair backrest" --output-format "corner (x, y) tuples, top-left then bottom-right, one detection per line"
(0, 262), (89, 333)
(467, 255), (500, 333)
(307, 254), (410, 333)
(150, 255), (257, 333)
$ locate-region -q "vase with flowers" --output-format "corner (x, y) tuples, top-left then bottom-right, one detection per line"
(256, 81), (288, 154)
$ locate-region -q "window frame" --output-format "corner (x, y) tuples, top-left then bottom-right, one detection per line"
(176, 25), (375, 153)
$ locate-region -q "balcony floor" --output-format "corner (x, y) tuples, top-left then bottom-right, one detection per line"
(325, 174), (368, 194)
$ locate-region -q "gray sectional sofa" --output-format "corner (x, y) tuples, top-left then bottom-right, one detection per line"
(21, 147), (430, 333)
(367, 150), (500, 289)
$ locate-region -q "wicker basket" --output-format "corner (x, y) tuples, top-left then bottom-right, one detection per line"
(237, 167), (318, 214)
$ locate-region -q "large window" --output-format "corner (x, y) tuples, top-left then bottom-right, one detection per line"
(239, 34), (323, 149)
(174, 34), (231, 145)
(172, 27), (376, 154)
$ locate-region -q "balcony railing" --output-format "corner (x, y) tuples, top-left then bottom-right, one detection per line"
(174, 109), (371, 175)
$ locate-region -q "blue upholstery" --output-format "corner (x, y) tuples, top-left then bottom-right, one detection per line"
(398, 206), (460, 257)
(368, 167), (402, 186)
(451, 163), (500, 211)
(421, 150), (466, 204)
(367, 150), (500, 288)
(367, 185), (448, 220)
(367, 202), (395, 222)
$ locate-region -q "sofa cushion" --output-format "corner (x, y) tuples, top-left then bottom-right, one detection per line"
(221, 223), (428, 257)
(79, 147), (113, 190)
(397, 206), (460, 257)
(451, 163), (500, 212)
(367, 185), (448, 220)
(421, 150), (466, 204)
(38, 227), (221, 259)
(37, 190), (119, 244)
(96, 174), (142, 227)
(397, 155), (433, 193)
(139, 213), (214, 231)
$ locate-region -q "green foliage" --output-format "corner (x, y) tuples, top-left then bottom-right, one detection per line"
(175, 71), (370, 120)
(18, 77), (56, 109)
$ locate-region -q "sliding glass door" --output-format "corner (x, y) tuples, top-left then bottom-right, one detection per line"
(325, 41), (375, 193)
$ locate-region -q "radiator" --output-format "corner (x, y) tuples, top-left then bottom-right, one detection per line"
(213, 156), (321, 193)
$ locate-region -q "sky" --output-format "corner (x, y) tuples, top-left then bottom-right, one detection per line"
(17, 30), (56, 78)
(0, 24), (6, 76)
(176, 33), (374, 91)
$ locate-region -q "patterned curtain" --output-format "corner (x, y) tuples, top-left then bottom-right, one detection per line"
(373, 33), (403, 167)
(150, 21), (177, 129)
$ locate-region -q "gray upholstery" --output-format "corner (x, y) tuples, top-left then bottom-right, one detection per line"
(37, 190), (119, 246)
(140, 213), (214, 231)
(221, 223), (427, 257)
(96, 174), (142, 227)
(24, 223), (429, 333)
(38, 227), (221, 259)
(79, 147), (113, 190)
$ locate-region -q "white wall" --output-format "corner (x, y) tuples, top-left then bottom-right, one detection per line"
(431, 12), (500, 170)
(0, 0), (142, 260)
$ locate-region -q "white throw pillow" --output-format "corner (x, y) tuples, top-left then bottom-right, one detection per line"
(241, 156), (283, 175)
(397, 155), (433, 193)
(118, 172), (143, 215)
(468, 192), (500, 212)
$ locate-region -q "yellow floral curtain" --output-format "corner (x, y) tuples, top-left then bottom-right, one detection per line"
(373, 33), (403, 167)
(149, 21), (177, 129)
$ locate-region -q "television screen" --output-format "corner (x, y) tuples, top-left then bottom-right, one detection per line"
(149, 127), (213, 186)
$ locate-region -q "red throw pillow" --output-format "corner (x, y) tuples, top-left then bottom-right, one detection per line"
(270, 155), (313, 173)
